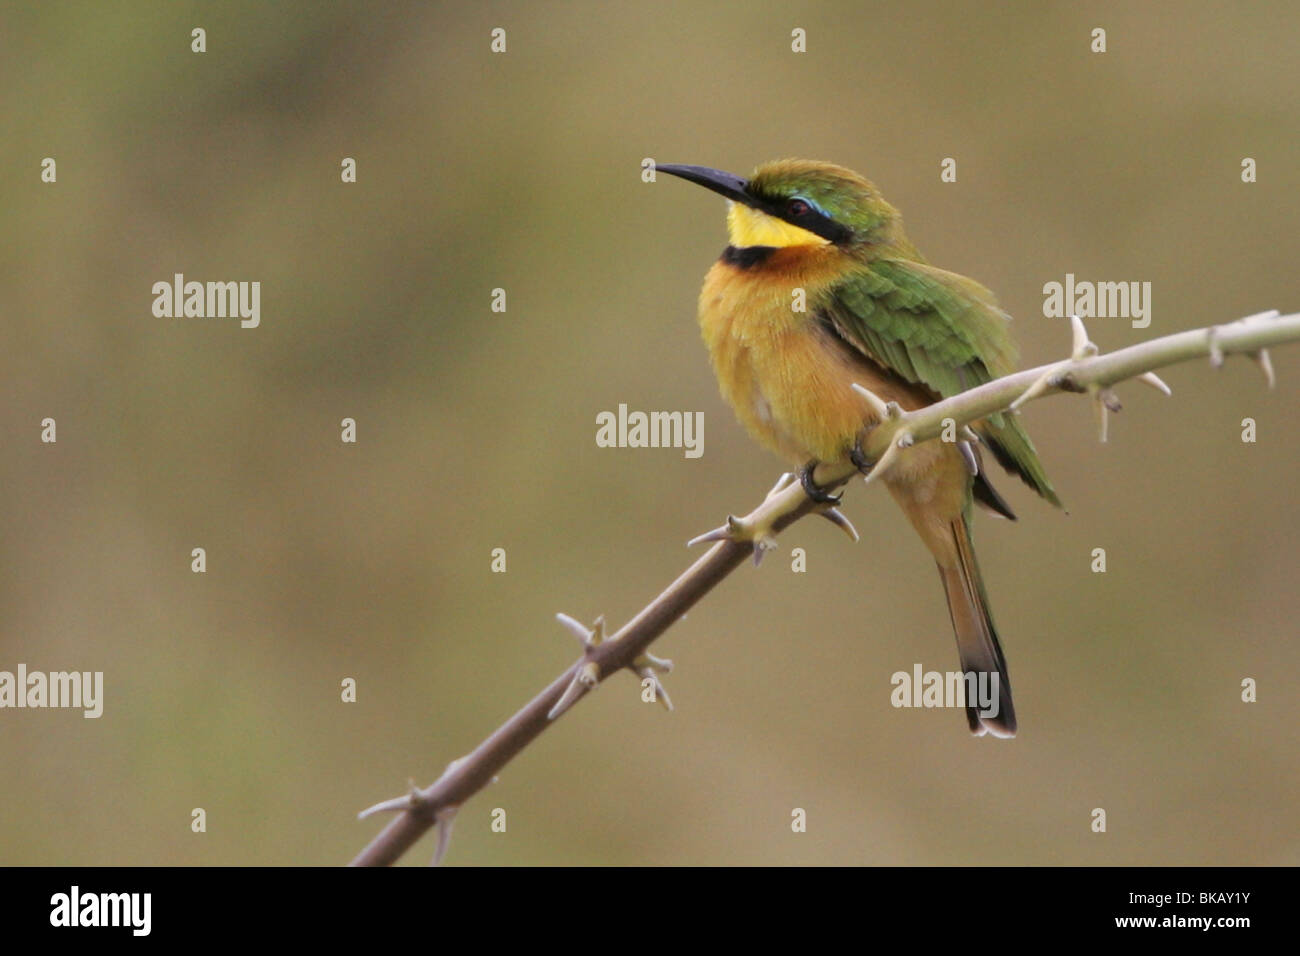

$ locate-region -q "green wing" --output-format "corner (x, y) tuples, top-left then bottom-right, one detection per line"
(822, 258), (1061, 508)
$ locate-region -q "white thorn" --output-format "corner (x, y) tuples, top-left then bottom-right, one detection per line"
(818, 507), (860, 542)
(638, 669), (674, 712)
(850, 382), (891, 420)
(556, 613), (590, 646)
(861, 435), (906, 487)
(766, 472), (797, 498)
(631, 652), (674, 712)
(431, 809), (457, 867)
(1009, 365), (1061, 411)
(1069, 314), (1089, 359)
(687, 523), (733, 548)
(357, 791), (419, 820)
(1137, 371), (1172, 396)
(555, 613), (603, 648)
(1207, 327), (1224, 369)
(634, 652), (673, 672)
(1252, 349), (1276, 389)
(548, 662), (599, 720)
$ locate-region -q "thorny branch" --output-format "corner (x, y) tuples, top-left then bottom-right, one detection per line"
(350, 309), (1298, 866)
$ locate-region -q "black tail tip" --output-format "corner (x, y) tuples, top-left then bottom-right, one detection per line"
(966, 704), (1017, 738)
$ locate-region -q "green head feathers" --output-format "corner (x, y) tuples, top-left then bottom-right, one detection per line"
(746, 159), (900, 240)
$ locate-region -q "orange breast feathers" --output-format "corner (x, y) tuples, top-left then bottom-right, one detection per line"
(696, 246), (925, 466)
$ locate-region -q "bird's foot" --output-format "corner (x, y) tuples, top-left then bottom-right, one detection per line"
(849, 436), (875, 476)
(799, 460), (842, 504)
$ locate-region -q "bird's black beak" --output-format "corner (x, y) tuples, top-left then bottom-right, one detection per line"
(656, 164), (755, 207)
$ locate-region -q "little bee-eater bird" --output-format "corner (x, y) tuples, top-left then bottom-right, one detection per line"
(659, 159), (1061, 738)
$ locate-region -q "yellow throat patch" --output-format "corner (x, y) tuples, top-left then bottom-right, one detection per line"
(726, 202), (830, 249)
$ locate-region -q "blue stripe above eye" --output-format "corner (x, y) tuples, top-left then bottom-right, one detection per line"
(794, 195), (831, 218)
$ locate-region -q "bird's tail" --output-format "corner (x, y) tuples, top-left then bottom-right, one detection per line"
(937, 516), (1017, 738)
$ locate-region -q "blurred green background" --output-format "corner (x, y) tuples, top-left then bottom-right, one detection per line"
(2, 1), (1297, 865)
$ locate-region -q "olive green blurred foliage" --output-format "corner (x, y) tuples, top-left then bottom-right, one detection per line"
(1, 1), (1297, 865)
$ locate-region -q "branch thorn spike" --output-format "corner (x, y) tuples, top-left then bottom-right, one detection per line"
(766, 472), (797, 499)
(634, 651), (673, 672)
(548, 661), (600, 720)
(556, 612), (605, 648)
(357, 790), (421, 820)
(1137, 371), (1172, 396)
(1207, 327), (1225, 368)
(631, 652), (675, 712)
(686, 516), (740, 548)
(689, 512), (777, 564)
(431, 809), (457, 867)
(1069, 314), (1097, 360)
(1252, 348), (1276, 389)
(817, 506), (860, 542)
(1010, 365), (1062, 410)
(861, 436), (905, 487)
(1092, 389), (1110, 443)
(850, 381), (891, 420)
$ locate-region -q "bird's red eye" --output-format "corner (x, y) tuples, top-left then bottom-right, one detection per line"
(788, 199), (810, 217)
